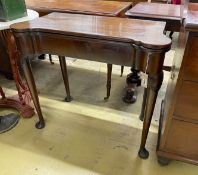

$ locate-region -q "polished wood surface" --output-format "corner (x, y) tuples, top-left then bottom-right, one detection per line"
(126, 2), (181, 20)
(157, 3), (198, 165)
(125, 2), (182, 31)
(25, 0), (132, 17)
(183, 34), (198, 81)
(11, 12), (171, 158)
(12, 13), (170, 50)
(174, 81), (198, 122)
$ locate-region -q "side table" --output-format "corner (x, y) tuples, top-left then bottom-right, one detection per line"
(0, 9), (39, 118)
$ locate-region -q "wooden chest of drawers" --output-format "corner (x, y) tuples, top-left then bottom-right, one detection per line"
(157, 3), (198, 165)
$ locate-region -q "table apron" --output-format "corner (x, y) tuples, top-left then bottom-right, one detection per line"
(13, 31), (166, 73)
(15, 31), (137, 66)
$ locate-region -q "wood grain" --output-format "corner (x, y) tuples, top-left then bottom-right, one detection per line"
(25, 0), (132, 17)
(11, 12), (171, 50)
(157, 3), (198, 166)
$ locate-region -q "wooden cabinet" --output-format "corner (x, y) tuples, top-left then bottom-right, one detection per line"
(157, 4), (198, 165)
(174, 81), (198, 121)
(165, 120), (198, 160)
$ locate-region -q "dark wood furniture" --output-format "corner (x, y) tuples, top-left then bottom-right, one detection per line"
(11, 12), (171, 158)
(25, 0), (132, 17)
(125, 2), (182, 32)
(157, 3), (198, 165)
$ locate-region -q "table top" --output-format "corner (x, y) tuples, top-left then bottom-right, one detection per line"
(0, 9), (39, 30)
(125, 2), (182, 21)
(11, 12), (171, 50)
(25, 0), (132, 17)
(185, 3), (198, 31)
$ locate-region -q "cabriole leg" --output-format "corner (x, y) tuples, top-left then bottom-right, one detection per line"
(138, 72), (163, 159)
(139, 88), (147, 121)
(22, 59), (45, 129)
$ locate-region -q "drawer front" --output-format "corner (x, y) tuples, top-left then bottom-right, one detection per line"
(183, 35), (198, 82)
(174, 81), (198, 122)
(165, 119), (198, 160)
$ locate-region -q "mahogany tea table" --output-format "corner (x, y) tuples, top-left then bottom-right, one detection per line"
(11, 13), (171, 159)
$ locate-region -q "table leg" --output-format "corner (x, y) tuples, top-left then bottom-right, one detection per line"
(138, 71), (163, 159)
(59, 56), (73, 102)
(104, 64), (112, 100)
(139, 88), (147, 121)
(22, 59), (45, 129)
(49, 54), (54, 64)
(120, 66), (124, 77)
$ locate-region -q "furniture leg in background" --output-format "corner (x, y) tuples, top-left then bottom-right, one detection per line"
(123, 68), (141, 103)
(58, 57), (113, 101)
(104, 64), (112, 100)
(120, 65), (124, 77)
(59, 56), (73, 102)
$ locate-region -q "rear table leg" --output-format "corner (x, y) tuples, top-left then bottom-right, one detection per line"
(59, 56), (73, 102)
(104, 64), (112, 100)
